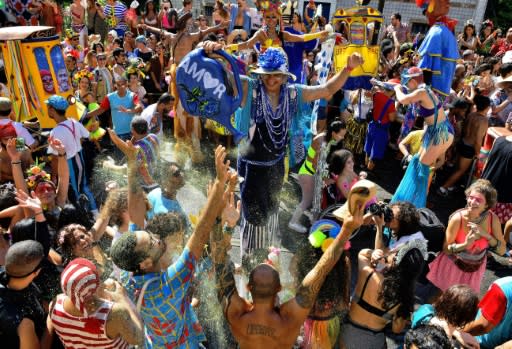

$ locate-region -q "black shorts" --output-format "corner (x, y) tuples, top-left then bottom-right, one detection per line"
(457, 141), (475, 159)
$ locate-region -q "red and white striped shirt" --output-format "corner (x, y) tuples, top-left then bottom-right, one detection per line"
(50, 294), (129, 349)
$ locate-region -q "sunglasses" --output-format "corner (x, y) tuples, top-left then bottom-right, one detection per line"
(265, 16), (278, 20)
(97, 56), (107, 60)
(72, 37), (79, 41)
(172, 169), (182, 177)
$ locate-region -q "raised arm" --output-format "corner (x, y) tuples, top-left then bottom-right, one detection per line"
(107, 128), (147, 228)
(138, 23), (173, 40)
(6, 138), (29, 194)
(283, 29), (328, 43)
(198, 20), (230, 39)
(284, 203), (364, 322)
(49, 137), (69, 208)
(186, 145), (231, 260)
(301, 53), (364, 102)
(211, 175), (249, 320)
(393, 85), (426, 106)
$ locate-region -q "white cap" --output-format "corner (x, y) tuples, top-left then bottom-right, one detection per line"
(503, 51), (512, 64)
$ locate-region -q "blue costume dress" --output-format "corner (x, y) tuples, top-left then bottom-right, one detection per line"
(392, 86), (453, 208)
(418, 22), (460, 97)
(236, 78), (305, 254)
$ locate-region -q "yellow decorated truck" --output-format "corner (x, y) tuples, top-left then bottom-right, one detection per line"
(332, 5), (383, 90)
(0, 26), (81, 129)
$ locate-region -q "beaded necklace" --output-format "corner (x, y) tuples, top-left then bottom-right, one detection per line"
(253, 79), (292, 154)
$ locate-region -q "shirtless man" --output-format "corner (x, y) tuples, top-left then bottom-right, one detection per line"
(70, 0), (87, 49)
(438, 94), (490, 196)
(140, 15), (229, 163)
(211, 199), (364, 348)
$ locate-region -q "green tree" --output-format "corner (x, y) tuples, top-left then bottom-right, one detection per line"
(485, 0), (512, 32)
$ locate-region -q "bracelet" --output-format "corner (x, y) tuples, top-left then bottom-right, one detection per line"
(223, 223), (235, 235)
(345, 66), (354, 72)
(11, 161), (21, 165)
(58, 152), (66, 157)
(449, 243), (457, 254)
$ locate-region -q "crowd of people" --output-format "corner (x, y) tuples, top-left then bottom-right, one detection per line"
(1, 0), (512, 348)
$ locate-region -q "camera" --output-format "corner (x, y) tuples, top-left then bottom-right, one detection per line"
(15, 137), (25, 151)
(365, 202), (394, 223)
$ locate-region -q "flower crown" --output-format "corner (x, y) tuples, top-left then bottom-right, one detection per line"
(124, 57), (146, 79)
(259, 0), (282, 13)
(258, 47), (287, 71)
(26, 160), (53, 190)
(73, 69), (94, 84)
(65, 29), (75, 40)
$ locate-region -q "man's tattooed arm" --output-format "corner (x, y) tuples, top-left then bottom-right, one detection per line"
(126, 147), (146, 228)
(295, 227), (351, 309)
(211, 222), (237, 311)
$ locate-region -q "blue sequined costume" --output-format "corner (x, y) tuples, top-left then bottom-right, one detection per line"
(418, 23), (460, 96)
(392, 87), (453, 208)
(235, 78), (306, 254)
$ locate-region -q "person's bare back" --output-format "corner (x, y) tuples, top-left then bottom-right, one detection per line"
(462, 111), (488, 149)
(228, 298), (305, 349)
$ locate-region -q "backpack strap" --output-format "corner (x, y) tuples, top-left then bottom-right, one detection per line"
(377, 98), (393, 123)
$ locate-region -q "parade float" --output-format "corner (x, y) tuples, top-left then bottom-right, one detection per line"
(331, 4), (383, 90)
(0, 26), (81, 129)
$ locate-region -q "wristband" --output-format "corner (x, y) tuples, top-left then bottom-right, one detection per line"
(345, 66), (354, 72)
(225, 44), (239, 53)
(58, 152), (67, 157)
(34, 211), (44, 216)
(304, 32), (323, 41)
(11, 161), (22, 165)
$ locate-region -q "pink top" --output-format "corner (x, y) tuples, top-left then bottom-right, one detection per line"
(455, 211), (491, 253)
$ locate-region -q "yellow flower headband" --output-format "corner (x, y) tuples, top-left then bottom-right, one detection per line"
(73, 70), (95, 84)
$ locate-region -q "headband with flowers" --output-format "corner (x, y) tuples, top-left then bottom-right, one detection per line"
(259, 0), (282, 13)
(124, 57), (147, 79)
(26, 160), (54, 191)
(65, 29), (76, 40)
(66, 49), (81, 61)
(73, 69), (95, 84)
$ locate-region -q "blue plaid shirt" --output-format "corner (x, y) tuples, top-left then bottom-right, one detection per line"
(121, 247), (205, 348)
